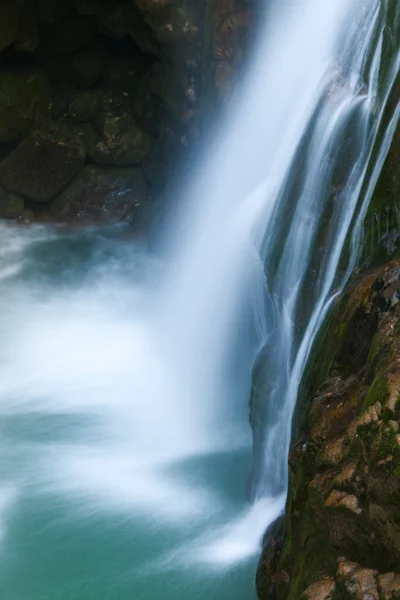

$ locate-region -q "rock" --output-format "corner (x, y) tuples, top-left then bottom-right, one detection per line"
(35, 0), (73, 25)
(0, 122), (86, 202)
(14, 0), (39, 53)
(40, 14), (97, 54)
(87, 123), (155, 167)
(141, 126), (182, 186)
(132, 73), (161, 136)
(0, 69), (51, 143)
(102, 52), (150, 96)
(68, 91), (101, 123)
(378, 572), (400, 599)
(0, 187), (24, 218)
(50, 164), (148, 224)
(141, 4), (201, 46)
(302, 578), (336, 600)
(15, 209), (35, 224)
(150, 61), (187, 120)
(337, 563), (379, 600)
(86, 92), (155, 166)
(99, 5), (160, 56)
(71, 43), (107, 89)
(0, 0), (24, 52)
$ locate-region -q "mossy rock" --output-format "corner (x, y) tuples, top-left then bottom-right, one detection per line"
(0, 69), (51, 143)
(50, 164), (148, 224)
(0, 121), (86, 202)
(0, 187), (24, 218)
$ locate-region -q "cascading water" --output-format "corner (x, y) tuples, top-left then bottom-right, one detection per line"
(0, 1), (399, 599)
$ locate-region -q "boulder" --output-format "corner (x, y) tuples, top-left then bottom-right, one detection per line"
(14, 0), (39, 53)
(102, 52), (150, 96)
(40, 14), (97, 54)
(71, 43), (107, 89)
(0, 0), (24, 52)
(50, 164), (148, 223)
(99, 5), (160, 56)
(35, 0), (74, 25)
(0, 69), (51, 143)
(0, 187), (24, 218)
(0, 121), (86, 202)
(86, 92), (155, 166)
(68, 90), (101, 123)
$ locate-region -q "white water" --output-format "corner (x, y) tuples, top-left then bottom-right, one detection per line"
(1, 1), (400, 597)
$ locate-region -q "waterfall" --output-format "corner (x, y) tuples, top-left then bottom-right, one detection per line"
(0, 0), (399, 597)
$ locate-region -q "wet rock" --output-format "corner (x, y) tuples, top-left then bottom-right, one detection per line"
(86, 92), (155, 166)
(0, 0), (24, 52)
(0, 122), (86, 202)
(0, 187), (24, 218)
(378, 572), (400, 599)
(337, 562), (379, 600)
(150, 61), (187, 120)
(15, 209), (35, 224)
(0, 69), (51, 143)
(141, 126), (182, 186)
(302, 578), (336, 600)
(132, 73), (162, 136)
(50, 164), (148, 224)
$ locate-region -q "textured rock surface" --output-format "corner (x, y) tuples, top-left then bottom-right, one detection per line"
(50, 164), (148, 224)
(0, 0), (256, 226)
(256, 259), (400, 600)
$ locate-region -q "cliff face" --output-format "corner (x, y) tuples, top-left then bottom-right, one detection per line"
(0, 0), (256, 229)
(256, 132), (400, 600)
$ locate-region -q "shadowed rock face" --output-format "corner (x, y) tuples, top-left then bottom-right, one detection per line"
(0, 0), (257, 230)
(256, 257), (400, 600)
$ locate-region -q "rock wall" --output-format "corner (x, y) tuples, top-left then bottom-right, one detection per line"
(256, 228), (400, 598)
(0, 0), (257, 229)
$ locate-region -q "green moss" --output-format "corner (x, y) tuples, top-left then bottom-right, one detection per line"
(362, 374), (389, 413)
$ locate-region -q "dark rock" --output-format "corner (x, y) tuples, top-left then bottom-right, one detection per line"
(35, 0), (74, 25)
(150, 61), (187, 120)
(141, 126), (183, 186)
(102, 52), (150, 96)
(99, 5), (160, 56)
(0, 69), (51, 143)
(40, 14), (97, 54)
(132, 73), (161, 136)
(0, 121), (86, 202)
(0, 0), (24, 52)
(0, 187), (24, 218)
(259, 261), (400, 598)
(71, 43), (107, 89)
(14, 0), (39, 53)
(50, 164), (148, 223)
(86, 92), (155, 166)
(68, 90), (101, 123)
